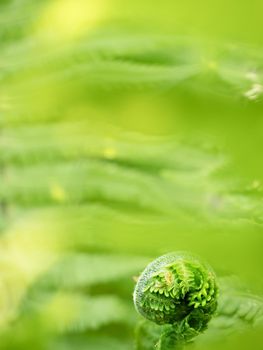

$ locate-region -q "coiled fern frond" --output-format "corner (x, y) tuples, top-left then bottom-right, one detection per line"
(134, 252), (218, 349)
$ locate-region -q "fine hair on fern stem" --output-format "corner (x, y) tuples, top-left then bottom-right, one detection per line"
(133, 252), (218, 349)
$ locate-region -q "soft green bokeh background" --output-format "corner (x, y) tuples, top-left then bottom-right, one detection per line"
(0, 1), (262, 349)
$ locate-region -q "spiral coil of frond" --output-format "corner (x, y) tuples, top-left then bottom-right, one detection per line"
(134, 252), (218, 343)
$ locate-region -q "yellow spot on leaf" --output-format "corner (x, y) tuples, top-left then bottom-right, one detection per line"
(207, 60), (218, 70)
(36, 0), (107, 42)
(103, 147), (117, 160)
(50, 184), (67, 202)
(164, 271), (174, 285)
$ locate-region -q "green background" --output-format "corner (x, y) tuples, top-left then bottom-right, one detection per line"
(0, 1), (262, 349)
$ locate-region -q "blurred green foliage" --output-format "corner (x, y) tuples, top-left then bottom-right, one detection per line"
(0, 0), (263, 349)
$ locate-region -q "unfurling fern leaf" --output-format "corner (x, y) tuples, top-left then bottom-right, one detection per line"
(134, 252), (218, 349)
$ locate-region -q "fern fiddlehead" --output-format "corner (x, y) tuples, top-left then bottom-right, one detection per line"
(133, 252), (218, 349)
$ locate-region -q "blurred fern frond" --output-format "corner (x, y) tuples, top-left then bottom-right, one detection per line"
(0, 1), (263, 350)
